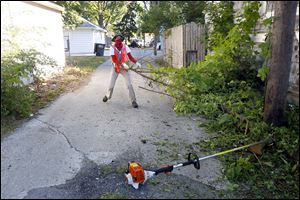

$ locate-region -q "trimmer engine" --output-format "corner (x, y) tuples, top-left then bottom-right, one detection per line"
(125, 161), (155, 189)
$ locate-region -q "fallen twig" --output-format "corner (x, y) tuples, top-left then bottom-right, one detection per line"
(129, 67), (185, 94)
(244, 120), (249, 135)
(252, 152), (267, 175)
(134, 69), (169, 75)
(219, 104), (252, 133)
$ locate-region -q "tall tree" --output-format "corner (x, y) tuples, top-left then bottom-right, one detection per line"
(174, 1), (206, 24)
(151, 1), (160, 56)
(263, 1), (298, 126)
(140, 1), (206, 55)
(141, 1), (165, 55)
(53, 1), (127, 31)
(79, 1), (127, 30)
(52, 1), (82, 29)
(113, 2), (141, 42)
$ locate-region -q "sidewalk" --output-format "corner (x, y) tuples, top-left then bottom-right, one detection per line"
(1, 49), (231, 199)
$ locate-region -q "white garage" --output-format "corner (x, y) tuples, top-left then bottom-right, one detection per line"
(64, 18), (107, 55)
(1, 1), (66, 78)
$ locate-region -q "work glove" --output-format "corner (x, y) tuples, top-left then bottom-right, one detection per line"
(122, 63), (129, 70)
(135, 62), (142, 68)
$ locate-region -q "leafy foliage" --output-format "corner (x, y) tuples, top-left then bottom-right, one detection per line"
(172, 1), (206, 24)
(52, 1), (82, 29)
(256, 16), (273, 82)
(204, 1), (235, 50)
(257, 65), (270, 81)
(113, 2), (142, 41)
(53, 1), (128, 30)
(79, 1), (128, 31)
(1, 43), (56, 117)
(147, 1), (298, 198)
(140, 1), (206, 35)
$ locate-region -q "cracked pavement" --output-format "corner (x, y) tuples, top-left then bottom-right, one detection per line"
(1, 49), (232, 199)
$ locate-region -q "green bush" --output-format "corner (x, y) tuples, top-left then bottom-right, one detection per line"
(1, 47), (56, 118)
(147, 1), (298, 198)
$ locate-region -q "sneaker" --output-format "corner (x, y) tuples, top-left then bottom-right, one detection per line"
(132, 101), (138, 108)
(103, 96), (108, 102)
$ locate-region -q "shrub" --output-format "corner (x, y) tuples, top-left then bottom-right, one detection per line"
(1, 45), (56, 118)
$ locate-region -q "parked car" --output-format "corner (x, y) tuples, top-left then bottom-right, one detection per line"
(129, 40), (140, 48)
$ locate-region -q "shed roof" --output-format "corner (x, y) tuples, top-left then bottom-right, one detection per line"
(77, 17), (107, 32)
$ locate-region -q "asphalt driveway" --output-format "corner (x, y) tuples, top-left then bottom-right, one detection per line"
(1, 49), (232, 199)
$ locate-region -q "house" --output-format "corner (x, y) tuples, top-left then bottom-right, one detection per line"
(233, 1), (299, 105)
(63, 18), (107, 55)
(1, 1), (66, 78)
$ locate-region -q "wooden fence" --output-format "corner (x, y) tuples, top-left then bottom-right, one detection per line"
(163, 22), (205, 68)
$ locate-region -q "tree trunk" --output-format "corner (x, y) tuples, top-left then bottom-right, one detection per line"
(151, 1), (160, 56)
(263, 1), (298, 126)
(98, 14), (104, 28)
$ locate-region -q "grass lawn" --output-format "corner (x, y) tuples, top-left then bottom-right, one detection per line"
(65, 55), (108, 71)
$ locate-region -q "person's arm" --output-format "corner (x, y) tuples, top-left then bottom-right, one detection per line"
(125, 45), (137, 63)
(127, 53), (137, 63)
(126, 45), (141, 68)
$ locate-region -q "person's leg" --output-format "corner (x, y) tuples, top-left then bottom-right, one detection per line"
(121, 70), (138, 108)
(103, 66), (118, 102)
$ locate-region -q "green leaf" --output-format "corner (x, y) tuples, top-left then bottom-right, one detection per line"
(262, 17), (273, 26)
(257, 65), (270, 81)
(262, 161), (273, 167)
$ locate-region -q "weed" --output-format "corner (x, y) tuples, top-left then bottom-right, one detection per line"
(99, 193), (128, 199)
(148, 178), (160, 185)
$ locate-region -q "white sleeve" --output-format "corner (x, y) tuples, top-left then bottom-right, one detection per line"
(125, 45), (131, 53)
(109, 46), (115, 56)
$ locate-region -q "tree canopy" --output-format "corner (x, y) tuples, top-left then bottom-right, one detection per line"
(113, 2), (143, 41)
(140, 1), (206, 35)
(53, 1), (128, 31)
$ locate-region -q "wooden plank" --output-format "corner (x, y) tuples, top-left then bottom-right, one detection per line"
(186, 50), (197, 66)
(183, 24), (186, 66)
(189, 23), (191, 50)
(184, 23), (186, 53)
(197, 24), (201, 60)
(191, 23), (193, 49)
(194, 24), (197, 57)
(198, 25), (203, 61)
(180, 25), (184, 67)
(191, 23), (194, 50)
(201, 24), (205, 60)
(186, 23), (190, 51)
(164, 22), (206, 67)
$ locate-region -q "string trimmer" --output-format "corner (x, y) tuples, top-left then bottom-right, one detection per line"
(125, 137), (274, 189)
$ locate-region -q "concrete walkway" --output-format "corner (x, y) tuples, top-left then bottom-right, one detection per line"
(1, 49), (230, 199)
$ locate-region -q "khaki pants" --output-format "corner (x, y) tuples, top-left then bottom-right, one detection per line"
(105, 65), (136, 103)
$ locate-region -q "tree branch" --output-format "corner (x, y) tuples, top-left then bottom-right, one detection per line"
(138, 86), (175, 98)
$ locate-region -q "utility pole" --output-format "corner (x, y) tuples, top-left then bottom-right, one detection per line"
(150, 1), (159, 56)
